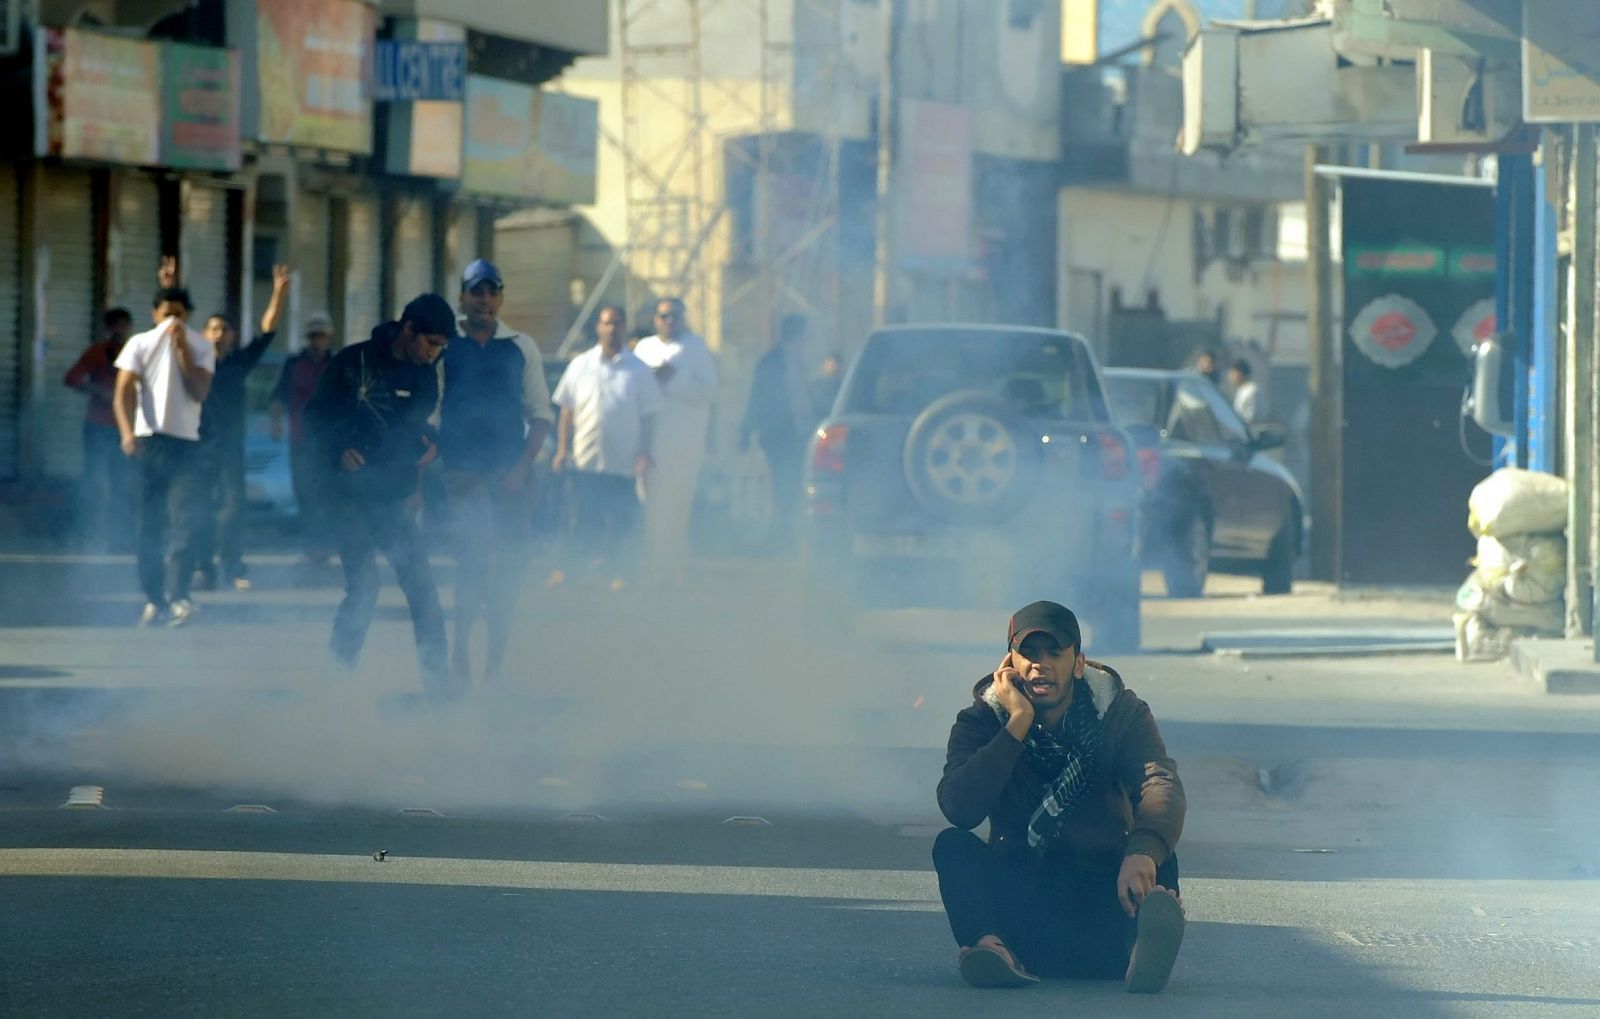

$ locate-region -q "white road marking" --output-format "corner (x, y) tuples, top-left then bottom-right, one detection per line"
(1, 849), (1594, 939)
(0, 849), (935, 901)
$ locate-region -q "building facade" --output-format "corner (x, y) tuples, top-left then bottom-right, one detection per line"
(0, 0), (605, 503)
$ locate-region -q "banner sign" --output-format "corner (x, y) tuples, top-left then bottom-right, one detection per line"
(35, 28), (161, 164)
(897, 100), (972, 269)
(375, 40), (466, 102)
(1523, 3), (1600, 123)
(460, 77), (598, 202)
(461, 74), (534, 196)
(255, 0), (375, 153)
(530, 91), (598, 205)
(162, 42), (242, 171)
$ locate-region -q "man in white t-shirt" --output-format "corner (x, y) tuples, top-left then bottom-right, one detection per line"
(1227, 359), (1260, 425)
(113, 283), (216, 627)
(632, 297), (718, 579)
(550, 304), (663, 584)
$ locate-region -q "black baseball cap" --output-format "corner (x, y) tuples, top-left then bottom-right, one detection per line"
(1007, 600), (1082, 652)
(400, 293), (459, 339)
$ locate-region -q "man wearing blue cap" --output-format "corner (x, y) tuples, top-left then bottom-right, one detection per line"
(439, 258), (555, 686)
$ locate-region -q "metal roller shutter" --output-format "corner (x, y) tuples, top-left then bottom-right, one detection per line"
(40, 167), (97, 479)
(295, 190), (331, 339)
(392, 196), (432, 313)
(344, 193), (382, 338)
(107, 172), (162, 315)
(0, 165), (20, 479)
(181, 181), (232, 322)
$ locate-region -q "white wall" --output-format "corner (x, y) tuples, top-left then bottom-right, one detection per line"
(1057, 185), (1309, 365)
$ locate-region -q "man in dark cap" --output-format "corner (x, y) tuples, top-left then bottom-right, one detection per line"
(306, 294), (456, 700)
(932, 600), (1187, 993)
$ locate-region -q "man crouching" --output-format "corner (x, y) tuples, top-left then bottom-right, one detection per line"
(933, 600), (1187, 993)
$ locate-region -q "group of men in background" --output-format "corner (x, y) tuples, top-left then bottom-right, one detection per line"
(69, 255), (745, 701)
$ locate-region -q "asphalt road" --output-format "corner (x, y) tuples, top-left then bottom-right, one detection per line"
(2, 553), (1599, 1016)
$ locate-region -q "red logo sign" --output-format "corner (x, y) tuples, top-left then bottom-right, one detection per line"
(1370, 312), (1417, 351)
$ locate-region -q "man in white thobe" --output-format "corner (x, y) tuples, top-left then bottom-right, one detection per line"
(632, 297), (719, 579)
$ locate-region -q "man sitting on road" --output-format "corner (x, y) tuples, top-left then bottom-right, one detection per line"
(933, 600), (1187, 993)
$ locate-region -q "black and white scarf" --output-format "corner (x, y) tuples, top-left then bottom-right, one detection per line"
(984, 674), (1108, 856)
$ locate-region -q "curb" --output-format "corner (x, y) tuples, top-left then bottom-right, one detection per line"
(1508, 637), (1600, 695)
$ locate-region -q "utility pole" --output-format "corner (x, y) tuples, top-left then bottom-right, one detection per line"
(871, 0), (902, 328)
(1565, 125), (1595, 638)
(1305, 145), (1339, 582)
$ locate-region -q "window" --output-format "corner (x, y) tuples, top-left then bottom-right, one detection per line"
(1167, 383), (1223, 444)
(1104, 377), (1162, 427)
(842, 330), (1103, 422)
(1193, 379), (1253, 444)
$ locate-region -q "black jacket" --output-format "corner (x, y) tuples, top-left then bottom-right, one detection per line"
(199, 330), (276, 444)
(305, 325), (438, 502)
(937, 664), (1185, 869)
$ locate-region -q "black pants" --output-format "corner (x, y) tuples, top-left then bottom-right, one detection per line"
(447, 469), (532, 674)
(761, 437), (804, 551)
(288, 440), (333, 555)
(192, 437), (247, 580)
(80, 422), (133, 552)
(564, 471), (641, 574)
(136, 435), (203, 607)
(932, 828), (1180, 980)
(329, 495), (451, 698)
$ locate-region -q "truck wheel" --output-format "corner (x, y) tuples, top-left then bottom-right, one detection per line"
(1161, 513), (1209, 599)
(1262, 520), (1295, 595)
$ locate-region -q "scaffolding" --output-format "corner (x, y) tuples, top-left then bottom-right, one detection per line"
(610, 0), (849, 352)
(615, 0), (713, 332)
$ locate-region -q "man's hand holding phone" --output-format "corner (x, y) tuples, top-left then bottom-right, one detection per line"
(992, 652), (1035, 740)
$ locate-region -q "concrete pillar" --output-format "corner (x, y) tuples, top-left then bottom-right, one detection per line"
(1565, 125), (1595, 638)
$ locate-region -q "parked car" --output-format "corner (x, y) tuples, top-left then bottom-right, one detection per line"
(1102, 368), (1305, 597)
(802, 324), (1143, 651)
(243, 412), (297, 530)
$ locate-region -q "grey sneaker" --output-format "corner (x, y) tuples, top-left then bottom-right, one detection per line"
(168, 599), (200, 627)
(1126, 889), (1185, 993)
(138, 602), (168, 628)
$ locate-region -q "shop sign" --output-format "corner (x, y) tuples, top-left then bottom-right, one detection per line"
(1523, 4), (1600, 123)
(1348, 294), (1438, 369)
(34, 28), (160, 165)
(530, 91), (598, 205)
(898, 100), (971, 268)
(162, 42), (242, 171)
(375, 40), (466, 102)
(1347, 246), (1444, 277)
(255, 0), (376, 153)
(1451, 298), (1496, 356)
(460, 77), (598, 202)
(461, 74), (534, 196)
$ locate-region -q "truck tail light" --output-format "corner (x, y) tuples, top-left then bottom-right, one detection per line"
(1136, 447), (1161, 489)
(812, 425), (848, 474)
(1098, 432), (1130, 480)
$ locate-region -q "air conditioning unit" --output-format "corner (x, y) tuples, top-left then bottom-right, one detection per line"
(1418, 48), (1520, 145)
(0, 0), (23, 57)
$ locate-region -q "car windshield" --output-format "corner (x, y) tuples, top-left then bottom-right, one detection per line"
(1104, 376), (1163, 426)
(840, 329), (1103, 420)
